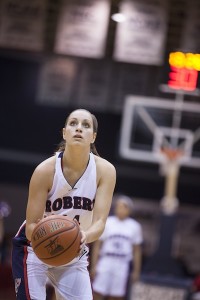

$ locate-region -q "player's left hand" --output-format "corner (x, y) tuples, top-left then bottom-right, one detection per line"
(73, 218), (87, 256)
(79, 230), (86, 255)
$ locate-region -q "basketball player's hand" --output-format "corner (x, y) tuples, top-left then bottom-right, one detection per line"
(73, 219), (87, 256)
(79, 230), (86, 255)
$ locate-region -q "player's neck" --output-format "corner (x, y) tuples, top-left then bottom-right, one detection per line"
(62, 148), (90, 171)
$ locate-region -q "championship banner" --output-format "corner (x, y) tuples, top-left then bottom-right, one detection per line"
(113, 0), (168, 65)
(36, 58), (77, 106)
(0, 0), (46, 51)
(54, 0), (110, 58)
(181, 0), (200, 52)
(76, 60), (111, 110)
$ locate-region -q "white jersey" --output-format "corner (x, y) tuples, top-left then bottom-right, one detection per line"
(45, 151), (97, 231)
(13, 151), (97, 300)
(92, 216), (143, 296)
(99, 215), (143, 262)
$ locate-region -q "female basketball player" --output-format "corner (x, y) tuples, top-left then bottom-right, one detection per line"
(91, 194), (143, 300)
(12, 109), (116, 300)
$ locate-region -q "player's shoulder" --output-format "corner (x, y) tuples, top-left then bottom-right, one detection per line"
(94, 155), (116, 175)
(33, 155), (56, 177)
(106, 215), (117, 225)
(107, 215), (115, 222)
(129, 218), (142, 230)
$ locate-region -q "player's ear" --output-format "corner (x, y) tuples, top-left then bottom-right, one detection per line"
(62, 128), (66, 140)
(92, 133), (97, 144)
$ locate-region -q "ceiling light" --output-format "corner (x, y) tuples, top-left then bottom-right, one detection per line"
(111, 13), (126, 23)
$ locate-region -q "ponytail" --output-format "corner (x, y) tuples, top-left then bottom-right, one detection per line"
(90, 143), (100, 156)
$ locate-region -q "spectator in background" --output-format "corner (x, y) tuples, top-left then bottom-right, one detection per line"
(0, 214), (3, 262)
(190, 273), (200, 300)
(0, 201), (13, 299)
(91, 194), (143, 300)
(0, 201), (11, 263)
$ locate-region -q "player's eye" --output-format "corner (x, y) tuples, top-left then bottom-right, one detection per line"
(83, 122), (90, 128)
(69, 120), (77, 126)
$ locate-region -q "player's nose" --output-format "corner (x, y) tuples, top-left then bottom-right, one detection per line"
(76, 122), (82, 131)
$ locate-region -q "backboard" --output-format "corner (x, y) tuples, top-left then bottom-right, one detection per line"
(119, 96), (200, 168)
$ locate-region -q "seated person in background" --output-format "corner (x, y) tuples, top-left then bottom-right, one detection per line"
(191, 273), (200, 300)
(0, 201), (11, 264)
(90, 194), (143, 300)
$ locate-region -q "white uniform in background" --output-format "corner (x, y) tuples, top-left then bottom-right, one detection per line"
(12, 152), (96, 300)
(92, 215), (143, 297)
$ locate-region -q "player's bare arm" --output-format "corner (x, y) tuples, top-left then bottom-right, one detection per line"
(84, 157), (116, 244)
(132, 244), (142, 282)
(25, 157), (55, 241)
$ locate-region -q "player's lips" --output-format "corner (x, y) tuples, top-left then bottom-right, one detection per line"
(73, 134), (83, 139)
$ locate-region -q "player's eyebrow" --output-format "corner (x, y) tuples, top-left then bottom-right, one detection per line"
(69, 117), (92, 123)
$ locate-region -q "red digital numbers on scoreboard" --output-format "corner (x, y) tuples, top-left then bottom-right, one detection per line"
(168, 52), (199, 91)
(168, 66), (198, 91)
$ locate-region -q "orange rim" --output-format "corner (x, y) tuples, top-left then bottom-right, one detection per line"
(160, 148), (183, 161)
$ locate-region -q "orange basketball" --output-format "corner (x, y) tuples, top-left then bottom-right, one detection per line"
(31, 215), (81, 266)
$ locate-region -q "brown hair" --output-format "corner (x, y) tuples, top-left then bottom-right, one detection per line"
(55, 109), (99, 156)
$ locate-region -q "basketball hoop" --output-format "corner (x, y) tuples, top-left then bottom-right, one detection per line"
(160, 147), (183, 162)
(159, 147), (183, 177)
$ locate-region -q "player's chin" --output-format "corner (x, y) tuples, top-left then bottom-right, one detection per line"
(73, 137), (83, 142)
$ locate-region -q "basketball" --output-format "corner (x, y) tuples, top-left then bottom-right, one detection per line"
(31, 215), (81, 266)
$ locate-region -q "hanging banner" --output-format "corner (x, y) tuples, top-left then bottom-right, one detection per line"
(76, 60), (111, 110)
(0, 0), (46, 51)
(113, 0), (168, 65)
(36, 58), (77, 106)
(181, 0), (200, 52)
(54, 0), (110, 58)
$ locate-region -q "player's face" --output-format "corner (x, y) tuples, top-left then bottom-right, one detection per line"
(115, 201), (130, 220)
(63, 110), (96, 146)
